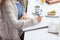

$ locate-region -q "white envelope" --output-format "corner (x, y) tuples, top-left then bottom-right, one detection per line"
(48, 22), (58, 33)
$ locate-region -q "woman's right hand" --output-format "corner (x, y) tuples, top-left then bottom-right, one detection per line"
(37, 16), (43, 22)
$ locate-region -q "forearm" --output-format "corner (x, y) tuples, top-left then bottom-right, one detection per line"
(23, 17), (39, 28)
(23, 19), (34, 28)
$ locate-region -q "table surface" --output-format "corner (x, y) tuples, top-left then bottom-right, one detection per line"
(24, 28), (60, 40)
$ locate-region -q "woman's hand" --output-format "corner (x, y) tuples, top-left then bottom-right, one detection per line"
(37, 16), (43, 22)
(21, 12), (29, 20)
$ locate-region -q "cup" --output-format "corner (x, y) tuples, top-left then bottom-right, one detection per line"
(35, 6), (40, 13)
(35, 6), (42, 16)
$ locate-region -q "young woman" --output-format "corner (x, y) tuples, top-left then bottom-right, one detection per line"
(0, 0), (41, 40)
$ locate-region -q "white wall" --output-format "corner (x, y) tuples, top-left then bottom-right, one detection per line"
(27, 0), (60, 18)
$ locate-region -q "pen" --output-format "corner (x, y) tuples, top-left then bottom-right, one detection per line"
(37, 14), (40, 16)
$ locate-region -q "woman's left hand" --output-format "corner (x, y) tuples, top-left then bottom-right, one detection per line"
(21, 12), (29, 20)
